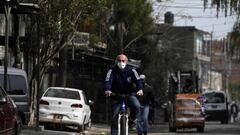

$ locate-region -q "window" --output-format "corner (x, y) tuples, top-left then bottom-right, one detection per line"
(204, 92), (225, 103)
(196, 35), (203, 54)
(177, 99), (196, 107)
(0, 74), (27, 95)
(44, 88), (81, 100)
(81, 92), (88, 104)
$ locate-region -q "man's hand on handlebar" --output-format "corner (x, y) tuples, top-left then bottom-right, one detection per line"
(136, 90), (143, 96)
(105, 90), (143, 97)
(105, 90), (112, 97)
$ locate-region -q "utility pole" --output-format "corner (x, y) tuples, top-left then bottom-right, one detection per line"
(4, 2), (11, 91)
(225, 35), (231, 100)
(209, 31), (213, 90)
(36, 15), (40, 131)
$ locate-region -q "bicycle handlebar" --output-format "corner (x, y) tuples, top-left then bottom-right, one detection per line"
(111, 93), (134, 97)
(106, 92), (136, 98)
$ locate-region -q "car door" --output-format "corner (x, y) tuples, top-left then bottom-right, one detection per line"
(0, 87), (13, 132)
(0, 89), (5, 131)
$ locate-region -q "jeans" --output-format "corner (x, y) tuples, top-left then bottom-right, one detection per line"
(111, 95), (141, 135)
(138, 105), (149, 134)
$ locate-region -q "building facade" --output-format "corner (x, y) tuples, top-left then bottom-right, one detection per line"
(157, 24), (211, 91)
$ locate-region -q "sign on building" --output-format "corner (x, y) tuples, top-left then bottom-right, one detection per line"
(72, 32), (90, 47)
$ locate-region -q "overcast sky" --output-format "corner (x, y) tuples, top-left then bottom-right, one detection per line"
(152, 0), (236, 39)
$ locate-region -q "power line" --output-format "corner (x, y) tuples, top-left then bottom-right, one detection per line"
(174, 14), (236, 19)
(159, 0), (223, 7)
(212, 29), (233, 33)
(157, 5), (211, 9)
(170, 3), (204, 5)
(198, 22), (236, 28)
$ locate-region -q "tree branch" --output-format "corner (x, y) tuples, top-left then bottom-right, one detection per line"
(122, 33), (144, 51)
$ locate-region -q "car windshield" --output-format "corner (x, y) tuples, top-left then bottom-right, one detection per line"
(204, 92), (225, 103)
(0, 74), (27, 95)
(44, 88), (81, 100)
(177, 99), (196, 107)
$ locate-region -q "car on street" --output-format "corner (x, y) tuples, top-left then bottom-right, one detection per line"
(0, 86), (22, 135)
(0, 67), (30, 125)
(203, 90), (228, 124)
(175, 97), (205, 132)
(39, 87), (92, 133)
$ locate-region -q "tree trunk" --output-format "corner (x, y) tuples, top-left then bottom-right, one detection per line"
(116, 22), (125, 54)
(58, 47), (67, 87)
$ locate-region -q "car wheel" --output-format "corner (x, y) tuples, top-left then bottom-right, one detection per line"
(169, 126), (176, 132)
(15, 116), (22, 135)
(168, 121), (176, 132)
(168, 115), (176, 132)
(221, 119), (228, 124)
(85, 118), (92, 130)
(13, 125), (17, 135)
(78, 124), (84, 133)
(42, 123), (50, 130)
(14, 123), (20, 135)
(197, 127), (204, 132)
(78, 117), (85, 133)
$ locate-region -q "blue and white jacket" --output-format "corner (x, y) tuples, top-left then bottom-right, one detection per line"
(104, 65), (143, 95)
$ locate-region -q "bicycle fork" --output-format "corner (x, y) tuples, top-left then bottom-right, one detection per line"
(118, 113), (129, 135)
(117, 101), (129, 135)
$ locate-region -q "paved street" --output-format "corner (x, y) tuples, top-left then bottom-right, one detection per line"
(21, 122), (240, 135)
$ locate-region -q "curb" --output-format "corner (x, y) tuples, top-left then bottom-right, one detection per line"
(22, 125), (44, 131)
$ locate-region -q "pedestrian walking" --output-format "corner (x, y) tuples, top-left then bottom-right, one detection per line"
(137, 74), (155, 135)
(230, 101), (239, 122)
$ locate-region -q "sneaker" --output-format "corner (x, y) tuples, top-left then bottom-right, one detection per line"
(129, 125), (136, 131)
(129, 119), (137, 130)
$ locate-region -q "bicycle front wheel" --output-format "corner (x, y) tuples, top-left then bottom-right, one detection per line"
(120, 115), (128, 135)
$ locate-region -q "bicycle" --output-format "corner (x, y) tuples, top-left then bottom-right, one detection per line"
(109, 93), (132, 135)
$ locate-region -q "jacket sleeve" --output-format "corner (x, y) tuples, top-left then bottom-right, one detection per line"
(131, 69), (143, 91)
(104, 69), (113, 91)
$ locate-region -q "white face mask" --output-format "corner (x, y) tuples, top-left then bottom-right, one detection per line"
(117, 62), (126, 70)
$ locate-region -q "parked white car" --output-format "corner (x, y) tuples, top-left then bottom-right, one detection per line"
(39, 87), (92, 132)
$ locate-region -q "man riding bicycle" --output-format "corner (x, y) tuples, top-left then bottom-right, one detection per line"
(104, 54), (143, 135)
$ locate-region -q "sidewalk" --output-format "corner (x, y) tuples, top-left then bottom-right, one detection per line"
(20, 124), (111, 135)
(20, 126), (69, 135)
(21, 130), (70, 135)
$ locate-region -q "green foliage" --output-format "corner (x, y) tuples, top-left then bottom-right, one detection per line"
(203, 0), (240, 15)
(90, 34), (101, 45)
(34, 0), (108, 82)
(203, 1), (240, 60)
(39, 0), (108, 41)
(204, 0), (240, 102)
(108, 0), (154, 52)
(229, 82), (240, 101)
(229, 29), (240, 59)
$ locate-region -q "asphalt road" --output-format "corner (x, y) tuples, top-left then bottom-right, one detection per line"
(21, 122), (240, 135)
